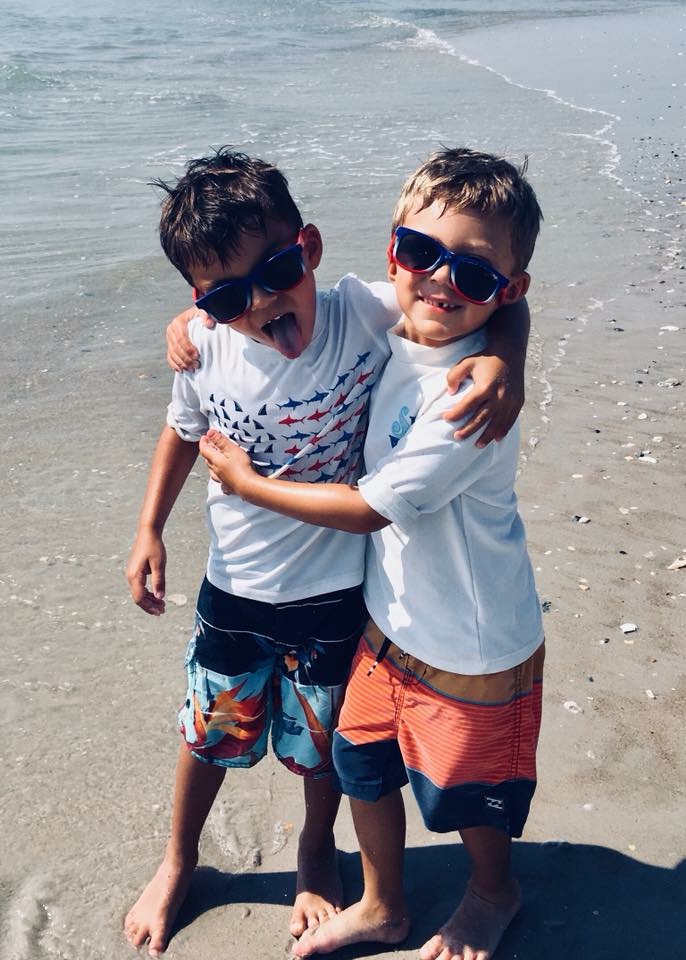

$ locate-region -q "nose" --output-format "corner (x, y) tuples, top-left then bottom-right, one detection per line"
(250, 282), (278, 312)
(430, 260), (453, 287)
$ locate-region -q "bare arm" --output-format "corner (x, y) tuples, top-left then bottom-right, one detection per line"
(443, 297), (529, 446)
(126, 426), (199, 614)
(199, 431), (388, 535)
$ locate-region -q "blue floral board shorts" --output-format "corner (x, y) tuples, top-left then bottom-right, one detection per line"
(178, 578), (366, 777)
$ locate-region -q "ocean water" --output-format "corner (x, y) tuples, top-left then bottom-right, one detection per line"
(2, 0), (684, 481)
(1, 0), (683, 311)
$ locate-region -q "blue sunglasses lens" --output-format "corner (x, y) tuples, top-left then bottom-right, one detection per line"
(197, 244), (305, 323)
(260, 244), (305, 291)
(394, 230), (502, 304)
(199, 284), (249, 324)
(394, 231), (442, 272)
(451, 260), (500, 303)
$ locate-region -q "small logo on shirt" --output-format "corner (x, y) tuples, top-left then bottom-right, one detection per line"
(388, 405), (415, 448)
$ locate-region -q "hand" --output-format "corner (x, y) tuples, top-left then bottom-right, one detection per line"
(126, 529), (167, 616)
(443, 352), (524, 447)
(166, 306), (216, 372)
(199, 429), (255, 495)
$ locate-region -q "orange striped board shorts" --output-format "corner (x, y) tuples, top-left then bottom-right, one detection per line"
(333, 620), (545, 837)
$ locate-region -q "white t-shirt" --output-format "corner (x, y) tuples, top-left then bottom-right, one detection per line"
(167, 274), (399, 603)
(358, 326), (543, 675)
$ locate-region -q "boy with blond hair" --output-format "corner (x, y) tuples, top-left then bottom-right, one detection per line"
(200, 147), (545, 960)
(124, 147), (530, 957)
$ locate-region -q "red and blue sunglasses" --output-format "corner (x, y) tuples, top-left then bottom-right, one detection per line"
(389, 226), (510, 305)
(193, 234), (306, 324)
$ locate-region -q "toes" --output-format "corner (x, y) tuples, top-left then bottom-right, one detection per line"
(289, 917), (306, 938)
(147, 927), (168, 957)
(421, 935), (457, 960)
(124, 920), (147, 948)
(419, 935), (439, 960)
(291, 930), (318, 958)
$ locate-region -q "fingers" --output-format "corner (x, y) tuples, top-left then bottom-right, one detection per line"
(127, 566), (165, 616)
(150, 556), (166, 603)
(471, 410), (512, 447)
(167, 340), (200, 374)
(198, 436), (220, 468)
(204, 429), (234, 453)
(451, 404), (493, 445)
(165, 307), (214, 373)
(126, 536), (167, 616)
(138, 590), (166, 616)
(445, 356), (476, 394)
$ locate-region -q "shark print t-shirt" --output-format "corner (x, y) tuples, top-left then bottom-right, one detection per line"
(168, 274), (399, 603)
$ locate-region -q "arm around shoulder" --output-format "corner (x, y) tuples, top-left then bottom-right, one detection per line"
(443, 297), (529, 445)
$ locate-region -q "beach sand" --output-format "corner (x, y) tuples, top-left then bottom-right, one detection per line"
(2, 8), (686, 960)
(3, 214), (684, 960)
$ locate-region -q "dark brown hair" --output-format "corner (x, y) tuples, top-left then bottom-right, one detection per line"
(154, 147), (303, 284)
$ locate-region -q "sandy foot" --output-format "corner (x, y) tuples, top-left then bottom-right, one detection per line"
(289, 833), (343, 937)
(419, 879), (522, 960)
(123, 853), (197, 957)
(291, 900), (410, 957)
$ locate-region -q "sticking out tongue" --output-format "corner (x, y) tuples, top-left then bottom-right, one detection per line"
(267, 312), (304, 359)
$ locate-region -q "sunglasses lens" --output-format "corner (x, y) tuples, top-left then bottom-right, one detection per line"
(260, 245), (305, 291)
(452, 261), (499, 303)
(394, 232), (441, 272)
(201, 284), (249, 323)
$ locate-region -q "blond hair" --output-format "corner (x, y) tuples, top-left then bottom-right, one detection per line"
(392, 147), (543, 272)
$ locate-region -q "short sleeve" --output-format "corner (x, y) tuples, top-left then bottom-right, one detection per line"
(166, 368), (208, 441)
(357, 386), (500, 529)
(165, 319), (210, 441)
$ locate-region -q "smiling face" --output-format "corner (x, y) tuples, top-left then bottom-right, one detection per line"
(388, 200), (530, 348)
(189, 221), (323, 359)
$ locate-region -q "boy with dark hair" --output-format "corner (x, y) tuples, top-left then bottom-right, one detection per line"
(199, 147), (545, 960)
(124, 147), (529, 957)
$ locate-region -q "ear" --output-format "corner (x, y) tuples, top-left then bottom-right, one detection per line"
(499, 271), (530, 305)
(300, 223), (323, 270)
(387, 237), (398, 283)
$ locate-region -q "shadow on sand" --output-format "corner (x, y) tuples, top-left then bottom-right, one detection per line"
(174, 841), (686, 958)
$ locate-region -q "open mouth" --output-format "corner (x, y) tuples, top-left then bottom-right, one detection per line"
(261, 312), (304, 358)
(420, 295), (459, 312)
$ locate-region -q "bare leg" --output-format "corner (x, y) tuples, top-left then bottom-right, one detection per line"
(290, 775), (344, 936)
(124, 745), (226, 957)
(292, 789), (410, 957)
(419, 826), (521, 960)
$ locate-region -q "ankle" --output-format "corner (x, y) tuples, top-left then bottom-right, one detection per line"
(469, 873), (521, 905)
(359, 890), (407, 925)
(298, 824), (336, 854)
(161, 844), (199, 871)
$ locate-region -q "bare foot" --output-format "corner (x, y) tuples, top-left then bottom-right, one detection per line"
(123, 853), (197, 957)
(289, 833), (343, 937)
(292, 899), (410, 957)
(419, 878), (521, 960)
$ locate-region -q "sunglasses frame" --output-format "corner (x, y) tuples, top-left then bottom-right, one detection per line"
(193, 234), (306, 324)
(389, 226), (510, 305)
